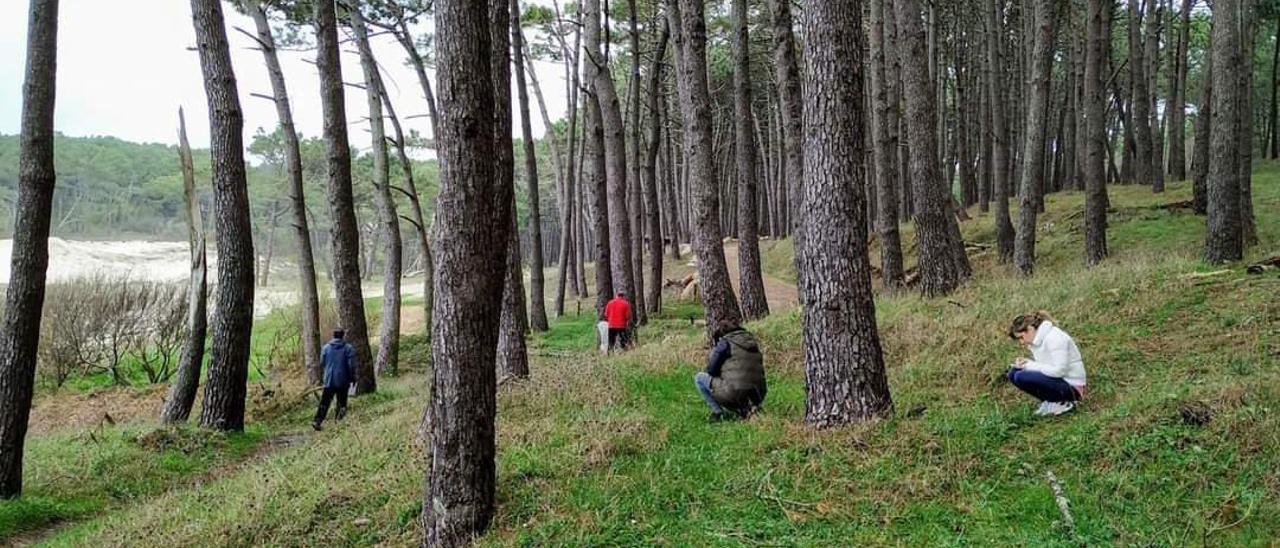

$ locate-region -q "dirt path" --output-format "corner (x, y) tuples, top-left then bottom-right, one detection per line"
(721, 241), (798, 312)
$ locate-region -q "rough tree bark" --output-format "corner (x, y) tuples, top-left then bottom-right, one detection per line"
(1014, 0), (1060, 276)
(315, 0), (374, 394)
(627, 0), (648, 323)
(897, 0), (972, 295)
(1129, 0), (1155, 189)
(422, 0), (506, 544)
(0, 0), (58, 498)
(1145, 0), (1165, 193)
(674, 0), (744, 335)
(1192, 41), (1213, 214)
(350, 2), (402, 377)
(870, 0), (905, 288)
(512, 0), (549, 332)
(643, 17), (671, 313)
(493, 0), (529, 380)
(766, 0), (805, 282)
(585, 0), (636, 313)
(160, 108), (208, 425)
(1084, 0), (1110, 265)
(1204, 0), (1245, 263)
(987, 0), (1016, 262)
(800, 0), (893, 428)
(1168, 0), (1192, 180)
(733, 0), (770, 320)
(193, 0), (256, 431)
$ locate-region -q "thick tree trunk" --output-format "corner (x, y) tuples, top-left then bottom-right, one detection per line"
(897, 0), (972, 296)
(0, 0), (58, 497)
(870, 0), (905, 288)
(1084, 0), (1110, 265)
(766, 0), (805, 264)
(986, 0), (1016, 262)
(422, 1), (505, 544)
(315, 0), (374, 394)
(1237, 0), (1258, 247)
(674, 0), (744, 335)
(351, 3), (402, 378)
(585, 0), (636, 317)
(588, 93), (613, 316)
(192, 0), (255, 432)
(1014, 0), (1059, 276)
(800, 0), (893, 428)
(732, 0), (769, 321)
(1205, 0), (1244, 263)
(160, 108), (208, 425)
(512, 0), (549, 332)
(644, 18), (671, 313)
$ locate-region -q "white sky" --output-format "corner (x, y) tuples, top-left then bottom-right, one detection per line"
(0, 0), (572, 154)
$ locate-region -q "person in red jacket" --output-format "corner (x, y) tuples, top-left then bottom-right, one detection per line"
(604, 291), (633, 351)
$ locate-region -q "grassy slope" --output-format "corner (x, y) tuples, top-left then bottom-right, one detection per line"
(21, 168), (1280, 546)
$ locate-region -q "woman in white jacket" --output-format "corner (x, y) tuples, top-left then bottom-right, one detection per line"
(1006, 312), (1086, 416)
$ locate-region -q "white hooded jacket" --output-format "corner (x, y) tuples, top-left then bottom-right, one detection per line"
(1023, 321), (1087, 390)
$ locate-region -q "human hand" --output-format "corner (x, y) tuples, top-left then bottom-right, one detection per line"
(1014, 357), (1027, 368)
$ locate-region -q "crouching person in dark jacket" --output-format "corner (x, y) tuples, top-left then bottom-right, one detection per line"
(694, 326), (767, 422)
(313, 329), (356, 431)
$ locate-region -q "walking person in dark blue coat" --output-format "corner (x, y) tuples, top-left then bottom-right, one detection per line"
(312, 329), (357, 431)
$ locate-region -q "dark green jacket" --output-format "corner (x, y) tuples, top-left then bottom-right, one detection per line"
(707, 330), (766, 409)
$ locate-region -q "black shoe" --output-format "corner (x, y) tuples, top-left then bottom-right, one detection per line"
(709, 412), (740, 423)
(311, 421), (323, 431)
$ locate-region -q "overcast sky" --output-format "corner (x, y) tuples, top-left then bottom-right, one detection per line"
(0, 0), (572, 155)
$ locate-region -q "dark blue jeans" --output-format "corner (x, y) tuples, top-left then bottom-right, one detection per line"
(1007, 369), (1079, 403)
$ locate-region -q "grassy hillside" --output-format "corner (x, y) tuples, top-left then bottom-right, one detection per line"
(8, 167), (1279, 546)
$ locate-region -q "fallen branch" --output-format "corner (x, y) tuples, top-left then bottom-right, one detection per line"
(1179, 269), (1233, 280)
(1045, 471), (1077, 535)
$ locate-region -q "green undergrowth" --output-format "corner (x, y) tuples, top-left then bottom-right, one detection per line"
(22, 167), (1280, 545)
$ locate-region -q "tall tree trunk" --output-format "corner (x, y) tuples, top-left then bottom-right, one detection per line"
(379, 89), (432, 345)
(512, 0), (549, 332)
(193, 0), (255, 431)
(1192, 41), (1212, 214)
(1237, 0), (1258, 247)
(1129, 0), (1155, 189)
(674, 0), (743, 335)
(350, 3), (402, 378)
(766, 0), (805, 272)
(1084, 0), (1110, 265)
(644, 18), (671, 313)
(1014, 0), (1059, 276)
(1204, 0), (1244, 263)
(627, 0), (648, 324)
(662, 93), (683, 261)
(1269, 15), (1280, 159)
(526, 46), (575, 318)
(1147, 0), (1165, 193)
(1168, 0), (1192, 179)
(588, 92), (614, 316)
(870, 0), (905, 288)
(161, 108), (208, 425)
(422, 0), (505, 544)
(800, 0), (893, 428)
(897, 0), (972, 296)
(987, 0), (1016, 262)
(732, 0), (770, 320)
(585, 0), (637, 316)
(492, 0), (529, 380)
(315, 0), (374, 394)
(0, 0), (58, 497)
(245, 0), (321, 382)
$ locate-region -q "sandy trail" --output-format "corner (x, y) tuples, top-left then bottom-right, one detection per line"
(721, 241), (798, 312)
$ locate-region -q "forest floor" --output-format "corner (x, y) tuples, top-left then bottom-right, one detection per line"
(4, 167), (1280, 546)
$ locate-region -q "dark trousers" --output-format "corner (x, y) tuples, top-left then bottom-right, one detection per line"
(1007, 369), (1079, 403)
(608, 327), (628, 350)
(314, 386), (349, 425)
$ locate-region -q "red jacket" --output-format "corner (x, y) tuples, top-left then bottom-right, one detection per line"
(604, 297), (632, 329)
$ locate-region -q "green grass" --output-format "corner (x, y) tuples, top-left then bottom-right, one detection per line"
(13, 166), (1280, 545)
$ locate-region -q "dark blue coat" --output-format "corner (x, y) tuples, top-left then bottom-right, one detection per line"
(322, 339), (357, 389)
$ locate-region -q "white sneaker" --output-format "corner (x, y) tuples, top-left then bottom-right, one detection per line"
(1045, 401), (1076, 416)
(1033, 401), (1053, 416)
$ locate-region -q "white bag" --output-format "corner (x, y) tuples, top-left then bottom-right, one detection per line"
(597, 321), (610, 354)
